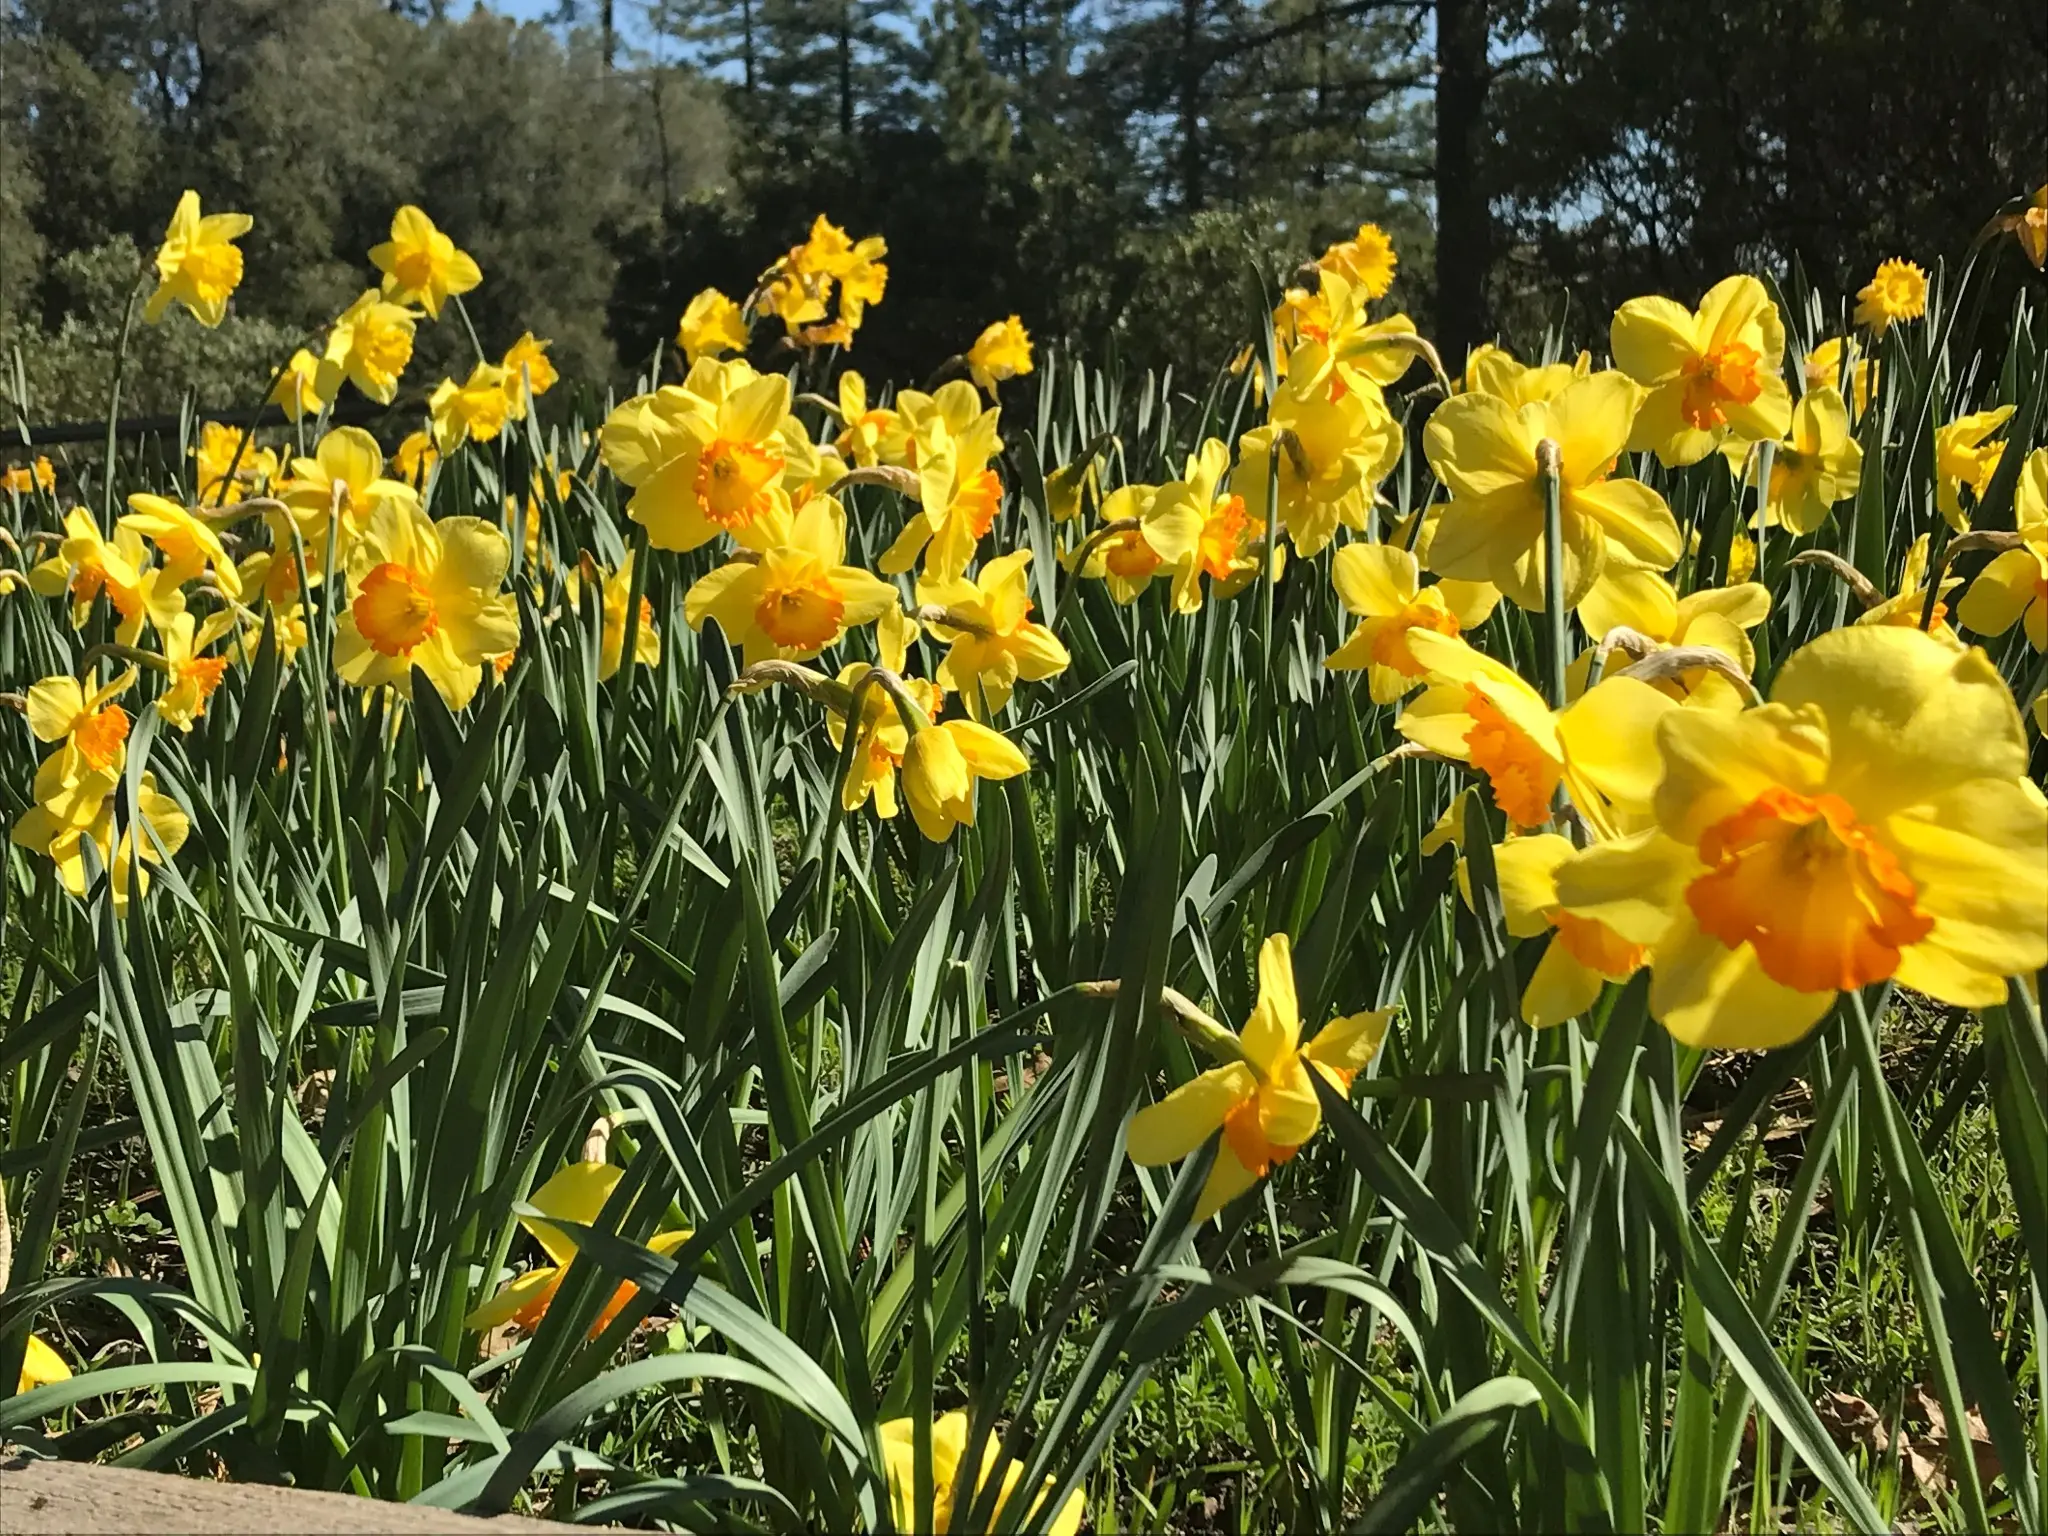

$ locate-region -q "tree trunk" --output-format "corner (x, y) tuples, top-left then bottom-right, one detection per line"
(839, 0), (854, 136)
(602, 0), (616, 67)
(1434, 0), (1489, 368)
(1177, 0), (1204, 212)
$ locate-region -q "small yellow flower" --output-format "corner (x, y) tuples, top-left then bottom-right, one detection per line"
(276, 426), (416, 580)
(1325, 543), (1471, 705)
(600, 362), (796, 552)
(880, 384), (1007, 580)
(334, 500), (522, 708)
(1933, 404), (2013, 531)
(1854, 258), (1928, 334)
(683, 496), (898, 666)
(901, 718), (1029, 843)
(1494, 833), (1649, 1027)
(143, 190), (252, 327)
(1237, 341), (1404, 557)
(320, 290), (419, 405)
(678, 288), (750, 364)
(1320, 221), (1398, 300)
(833, 371), (907, 469)
(565, 553), (661, 681)
(1576, 567), (1771, 699)
(1555, 625), (2047, 1048)
(28, 509), (152, 640)
(966, 315), (1034, 394)
(879, 1411), (1083, 1536)
(18, 1335), (71, 1395)
(393, 430), (440, 486)
(27, 668), (138, 779)
(192, 421), (277, 503)
(464, 1162), (690, 1338)
(369, 205), (483, 318)
(1611, 276), (1793, 467)
(1803, 337), (1876, 418)
(153, 604), (240, 731)
(120, 494), (243, 598)
(268, 348), (329, 422)
(1958, 447), (2048, 652)
(1127, 933), (1393, 1221)
(916, 549), (1071, 716)
(1739, 387), (1862, 535)
(430, 362), (514, 453)
(500, 333), (558, 416)
(1068, 483), (1204, 605)
(11, 756), (189, 914)
(1856, 534), (1963, 640)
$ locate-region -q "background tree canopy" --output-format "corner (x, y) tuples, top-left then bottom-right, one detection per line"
(2, 0), (2041, 416)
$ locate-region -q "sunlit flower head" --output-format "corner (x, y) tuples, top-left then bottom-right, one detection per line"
(967, 315), (1034, 394)
(1853, 258), (1928, 334)
(369, 205), (482, 318)
(143, 190), (252, 328)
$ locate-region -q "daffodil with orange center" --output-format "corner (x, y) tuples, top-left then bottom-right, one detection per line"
(154, 604), (241, 731)
(465, 1162), (691, 1339)
(1611, 275), (1792, 467)
(1148, 439), (1276, 612)
(1397, 629), (1677, 837)
(833, 371), (909, 469)
(1933, 405), (2012, 531)
(684, 495), (897, 666)
(564, 552), (661, 681)
(12, 754), (190, 915)
(1069, 483), (1204, 604)
(828, 664), (946, 822)
(369, 205), (482, 318)
(1237, 339), (1403, 557)
(275, 426), (417, 582)
(28, 510), (153, 642)
(1958, 447), (2048, 652)
(142, 190), (251, 327)
(1494, 834), (1650, 1027)
(1422, 370), (1679, 612)
(1127, 934), (1394, 1222)
(120, 494), (243, 599)
(916, 550), (1071, 717)
(599, 360), (796, 552)
(1326, 543), (1495, 704)
(334, 500), (521, 708)
(966, 315), (1034, 394)
(27, 668), (138, 782)
(1554, 625), (2047, 1048)
(1853, 259), (1927, 335)
(880, 385), (1006, 580)
(879, 1411), (1083, 1536)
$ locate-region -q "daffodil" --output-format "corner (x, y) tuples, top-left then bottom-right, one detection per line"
(1554, 626), (2047, 1048)
(500, 333), (558, 416)
(1325, 543), (1477, 704)
(393, 430), (439, 486)
(154, 606), (239, 730)
(1611, 276), (1792, 467)
(1958, 447), (2048, 651)
(1422, 370), (1680, 612)
(1127, 934), (1393, 1221)
(1737, 386), (1862, 534)
(1397, 629), (1676, 835)
(1933, 405), (2013, 531)
(1462, 344), (1589, 407)
(1320, 221), (1398, 299)
(684, 495), (898, 666)
(1575, 567), (1771, 699)
(878, 1412), (1084, 1536)
(901, 717), (1030, 842)
(916, 550), (1070, 715)
(12, 758), (190, 913)
(833, 371), (907, 468)
(881, 385), (1006, 580)
(967, 315), (1033, 394)
(27, 668), (137, 780)
(119, 494), (242, 598)
(191, 421), (277, 505)
(320, 289), (419, 405)
(1857, 534), (1962, 640)
(334, 500), (521, 708)
(828, 665), (945, 820)
(1494, 833), (1649, 1027)
(1237, 341), (1403, 557)
(28, 509), (153, 641)
(1803, 337), (1876, 419)
(142, 190), (251, 327)
(429, 362), (513, 453)
(464, 1161), (691, 1337)
(18, 1335), (71, 1394)
(1069, 483), (1204, 604)
(678, 287), (750, 364)
(1854, 258), (1927, 334)
(565, 553), (661, 680)
(599, 362), (796, 552)
(369, 205), (482, 318)
(275, 426), (417, 581)
(269, 347), (329, 422)
(231, 554), (312, 664)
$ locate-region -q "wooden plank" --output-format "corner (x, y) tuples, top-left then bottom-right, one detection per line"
(0, 1456), (570, 1534)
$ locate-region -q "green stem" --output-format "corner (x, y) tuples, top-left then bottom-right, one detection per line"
(1537, 441), (1568, 712)
(101, 267), (148, 524)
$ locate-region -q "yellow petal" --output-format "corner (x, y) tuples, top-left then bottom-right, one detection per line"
(523, 1162), (625, 1267)
(1521, 939), (1607, 1029)
(1649, 914), (1835, 1050)
(1551, 829), (1700, 948)
(1492, 833), (1573, 937)
(1240, 934), (1300, 1073)
(1126, 1063), (1258, 1164)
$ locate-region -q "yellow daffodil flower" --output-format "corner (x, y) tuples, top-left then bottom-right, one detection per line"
(334, 500), (521, 708)
(684, 495), (898, 666)
(1575, 568), (1771, 700)
(1803, 337), (1876, 419)
(499, 333), (557, 416)
(834, 371), (907, 469)
(12, 757), (190, 914)
(29, 510), (153, 640)
(1237, 341), (1403, 557)
(142, 190), (251, 327)
(565, 553), (661, 680)
(1854, 258), (1927, 334)
(1069, 483), (1204, 604)
(269, 347), (329, 422)
(1554, 625), (2047, 1048)
(878, 1412), (1083, 1536)
(320, 289), (419, 405)
(1325, 543), (1483, 704)
(369, 205), (482, 318)
(828, 664), (945, 821)
(901, 717), (1030, 842)
(1397, 629), (1676, 835)
(967, 316), (1034, 394)
(678, 288), (750, 364)
(429, 362), (513, 453)
(916, 549), (1070, 715)
(1127, 933), (1393, 1221)
(27, 668), (138, 780)
(600, 362), (795, 552)
(191, 421), (276, 504)
(1157, 440), (1277, 613)
(1933, 404), (2013, 531)
(275, 426), (417, 581)
(1422, 370), (1679, 612)
(1958, 447), (2048, 651)
(18, 1335), (71, 1395)
(1734, 386), (1861, 534)
(1320, 221), (1398, 299)
(1462, 344), (1590, 407)
(1856, 534), (1962, 641)
(1611, 276), (1793, 467)
(464, 1161), (691, 1338)
(393, 430), (439, 486)
(881, 385), (1006, 580)
(1494, 833), (1650, 1026)
(154, 606), (239, 730)
(231, 554), (312, 664)
(119, 494), (242, 599)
